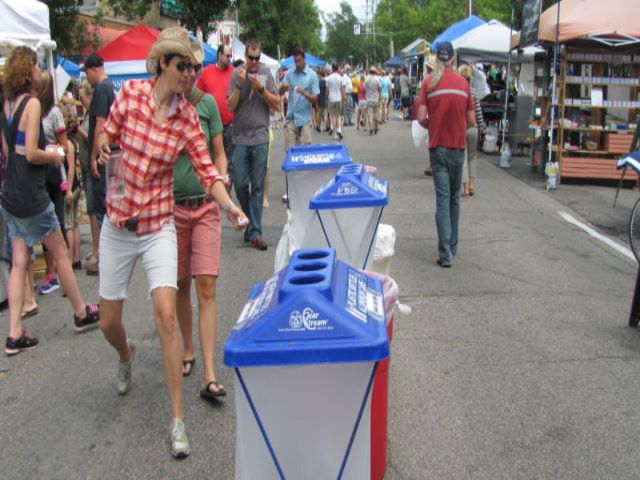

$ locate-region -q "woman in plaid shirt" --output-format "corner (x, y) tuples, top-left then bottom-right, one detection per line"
(94, 28), (247, 459)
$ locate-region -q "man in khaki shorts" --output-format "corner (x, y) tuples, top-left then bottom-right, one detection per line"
(326, 63), (345, 140)
(279, 47), (319, 149)
(364, 65), (381, 135)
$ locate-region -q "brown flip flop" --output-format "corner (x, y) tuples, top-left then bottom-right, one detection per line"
(182, 358), (196, 377)
(200, 381), (227, 401)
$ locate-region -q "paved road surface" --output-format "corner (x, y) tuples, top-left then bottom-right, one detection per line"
(1, 114), (638, 479)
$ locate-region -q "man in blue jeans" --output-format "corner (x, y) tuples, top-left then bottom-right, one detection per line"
(416, 41), (475, 267)
(227, 39), (280, 250)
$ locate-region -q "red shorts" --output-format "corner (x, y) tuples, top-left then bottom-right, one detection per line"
(175, 201), (221, 281)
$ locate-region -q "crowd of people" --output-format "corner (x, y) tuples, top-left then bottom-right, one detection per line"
(0, 29), (487, 459)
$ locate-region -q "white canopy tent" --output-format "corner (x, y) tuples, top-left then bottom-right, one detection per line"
(0, 0), (58, 93)
(207, 36), (280, 79)
(453, 20), (542, 64)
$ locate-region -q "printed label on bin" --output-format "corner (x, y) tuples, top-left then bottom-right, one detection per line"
(283, 145), (352, 172)
(235, 273), (280, 329)
(346, 269), (377, 323)
(367, 175), (388, 195)
(335, 182), (359, 196)
(278, 307), (335, 333)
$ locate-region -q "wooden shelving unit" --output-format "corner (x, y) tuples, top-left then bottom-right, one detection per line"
(556, 47), (640, 181)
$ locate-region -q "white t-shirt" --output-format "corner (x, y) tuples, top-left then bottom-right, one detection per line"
(364, 75), (381, 103)
(326, 73), (344, 103)
(342, 74), (351, 92)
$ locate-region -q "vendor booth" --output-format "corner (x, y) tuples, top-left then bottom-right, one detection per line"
(527, 0), (640, 181)
(400, 38), (430, 85)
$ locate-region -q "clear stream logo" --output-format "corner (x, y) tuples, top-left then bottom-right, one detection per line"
(287, 308), (332, 331)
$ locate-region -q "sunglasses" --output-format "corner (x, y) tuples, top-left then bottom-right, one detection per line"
(175, 61), (197, 73)
(247, 54), (261, 62)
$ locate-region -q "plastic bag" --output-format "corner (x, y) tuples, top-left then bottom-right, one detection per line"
(373, 224), (396, 260)
(274, 211), (300, 272)
(411, 120), (428, 149)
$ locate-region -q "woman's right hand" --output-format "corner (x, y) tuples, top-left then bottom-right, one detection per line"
(98, 143), (110, 166)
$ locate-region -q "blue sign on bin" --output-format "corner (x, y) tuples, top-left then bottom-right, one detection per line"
(282, 144), (352, 172)
(224, 248), (388, 368)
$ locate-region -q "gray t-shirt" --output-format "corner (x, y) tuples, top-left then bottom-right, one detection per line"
(42, 106), (65, 145)
(365, 75), (381, 104)
(228, 63), (277, 146)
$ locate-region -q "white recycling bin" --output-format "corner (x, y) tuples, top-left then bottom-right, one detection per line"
(224, 248), (388, 480)
(310, 164), (389, 270)
(282, 144), (352, 250)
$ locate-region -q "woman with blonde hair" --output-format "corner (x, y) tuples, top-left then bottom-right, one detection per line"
(458, 63), (486, 197)
(1, 47), (100, 356)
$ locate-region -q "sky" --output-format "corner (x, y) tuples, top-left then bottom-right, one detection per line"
(316, 0), (368, 22)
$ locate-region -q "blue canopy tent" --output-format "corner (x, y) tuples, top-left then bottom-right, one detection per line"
(57, 55), (80, 78)
(384, 54), (406, 68)
(431, 15), (486, 51)
(280, 53), (326, 69)
(202, 42), (217, 66)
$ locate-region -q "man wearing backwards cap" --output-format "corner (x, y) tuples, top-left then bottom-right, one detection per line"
(416, 41), (476, 268)
(94, 26), (247, 459)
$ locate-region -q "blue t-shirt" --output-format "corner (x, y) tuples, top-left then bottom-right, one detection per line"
(284, 66), (320, 127)
(380, 77), (391, 97)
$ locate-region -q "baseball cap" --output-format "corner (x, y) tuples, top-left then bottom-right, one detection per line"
(436, 41), (454, 62)
(80, 53), (104, 72)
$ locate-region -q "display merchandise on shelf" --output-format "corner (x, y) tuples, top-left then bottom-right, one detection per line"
(556, 47), (640, 181)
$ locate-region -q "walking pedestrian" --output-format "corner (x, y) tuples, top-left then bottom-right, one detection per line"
(94, 28), (246, 458)
(77, 81), (94, 263)
(326, 63), (344, 140)
(197, 43), (235, 183)
(227, 39), (280, 251)
(342, 66), (354, 126)
(416, 41), (475, 268)
(1, 46), (100, 356)
(379, 70), (391, 123)
(279, 47), (319, 150)
(400, 67), (411, 119)
(173, 47), (233, 402)
(364, 66), (381, 135)
(82, 53), (115, 276)
(458, 64), (486, 198)
(315, 69), (328, 133)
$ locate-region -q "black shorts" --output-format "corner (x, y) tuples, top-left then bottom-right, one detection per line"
(401, 97), (412, 108)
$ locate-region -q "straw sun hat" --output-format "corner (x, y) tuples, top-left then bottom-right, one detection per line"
(146, 26), (203, 74)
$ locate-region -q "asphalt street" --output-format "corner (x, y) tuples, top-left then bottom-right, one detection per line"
(1, 113), (639, 479)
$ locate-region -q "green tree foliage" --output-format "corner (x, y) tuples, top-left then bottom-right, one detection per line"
(179, 0), (230, 39)
(46, 0), (105, 56)
(324, 1), (386, 66)
(374, 0), (558, 55)
(236, 0), (323, 59)
(106, 0), (152, 21)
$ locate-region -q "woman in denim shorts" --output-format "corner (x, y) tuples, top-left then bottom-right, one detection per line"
(0, 47), (100, 356)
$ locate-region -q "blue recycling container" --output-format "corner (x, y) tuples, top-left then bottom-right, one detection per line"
(310, 163), (389, 270)
(224, 248), (389, 480)
(282, 144), (353, 249)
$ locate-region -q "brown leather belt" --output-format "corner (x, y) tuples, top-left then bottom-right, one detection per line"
(175, 196), (208, 209)
(123, 217), (138, 232)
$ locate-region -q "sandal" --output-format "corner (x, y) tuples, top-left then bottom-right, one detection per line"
(21, 305), (39, 319)
(200, 381), (226, 401)
(182, 358), (196, 377)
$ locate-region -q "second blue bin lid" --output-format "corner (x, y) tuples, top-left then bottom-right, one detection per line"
(224, 249), (389, 367)
(309, 163), (389, 210)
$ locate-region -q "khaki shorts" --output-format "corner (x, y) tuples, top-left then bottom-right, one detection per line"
(367, 102), (379, 121)
(285, 121), (312, 150)
(175, 201), (221, 281)
(328, 101), (342, 116)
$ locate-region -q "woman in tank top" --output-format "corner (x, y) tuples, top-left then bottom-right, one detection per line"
(0, 46), (100, 356)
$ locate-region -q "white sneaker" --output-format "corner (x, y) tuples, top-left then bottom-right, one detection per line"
(117, 341), (135, 396)
(170, 418), (191, 459)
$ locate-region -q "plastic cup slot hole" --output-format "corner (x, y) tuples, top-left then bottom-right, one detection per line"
(288, 274), (326, 285)
(297, 251), (330, 260)
(293, 262), (328, 272)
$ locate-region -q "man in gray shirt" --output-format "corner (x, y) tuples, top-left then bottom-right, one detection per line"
(227, 39), (280, 250)
(364, 66), (381, 135)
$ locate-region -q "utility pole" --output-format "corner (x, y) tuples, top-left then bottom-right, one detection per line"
(466, 0), (473, 17)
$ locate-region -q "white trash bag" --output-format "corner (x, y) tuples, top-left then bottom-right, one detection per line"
(411, 120), (428, 149)
(274, 211), (300, 273)
(371, 224), (395, 276)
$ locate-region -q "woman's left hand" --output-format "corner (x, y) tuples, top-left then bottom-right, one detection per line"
(65, 190), (73, 205)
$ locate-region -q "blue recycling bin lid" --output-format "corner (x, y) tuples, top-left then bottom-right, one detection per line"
(224, 249), (389, 367)
(282, 144), (353, 172)
(309, 163), (389, 209)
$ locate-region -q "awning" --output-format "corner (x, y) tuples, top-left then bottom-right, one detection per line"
(400, 38), (430, 57)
